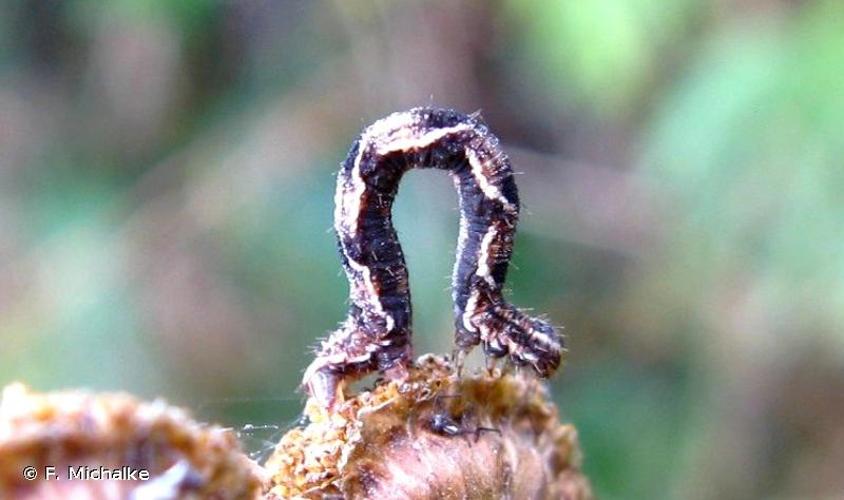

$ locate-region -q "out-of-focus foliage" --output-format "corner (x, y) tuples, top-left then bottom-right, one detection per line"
(507, 0), (702, 115)
(644, 1), (844, 347)
(1, 1), (842, 498)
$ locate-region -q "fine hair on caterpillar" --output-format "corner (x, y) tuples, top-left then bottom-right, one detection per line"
(303, 107), (564, 408)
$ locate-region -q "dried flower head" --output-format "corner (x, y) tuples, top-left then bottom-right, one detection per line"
(0, 383), (265, 499)
(267, 355), (591, 499)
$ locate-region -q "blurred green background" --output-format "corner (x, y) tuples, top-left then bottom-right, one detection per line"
(1, 0), (842, 498)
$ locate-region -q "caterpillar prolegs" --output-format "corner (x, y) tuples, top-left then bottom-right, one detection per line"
(302, 108), (563, 408)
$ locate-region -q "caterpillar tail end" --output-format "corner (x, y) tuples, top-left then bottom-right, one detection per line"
(302, 361), (343, 410)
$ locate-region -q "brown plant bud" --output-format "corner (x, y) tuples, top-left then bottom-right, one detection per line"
(266, 355), (592, 499)
(0, 383), (266, 499)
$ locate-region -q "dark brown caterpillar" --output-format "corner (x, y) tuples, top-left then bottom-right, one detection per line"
(303, 107), (563, 407)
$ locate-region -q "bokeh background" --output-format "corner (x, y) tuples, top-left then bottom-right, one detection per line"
(1, 1), (843, 498)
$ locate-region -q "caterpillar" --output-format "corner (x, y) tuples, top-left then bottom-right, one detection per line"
(303, 107), (563, 408)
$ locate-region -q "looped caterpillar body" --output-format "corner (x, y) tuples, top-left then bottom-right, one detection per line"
(303, 107), (563, 407)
